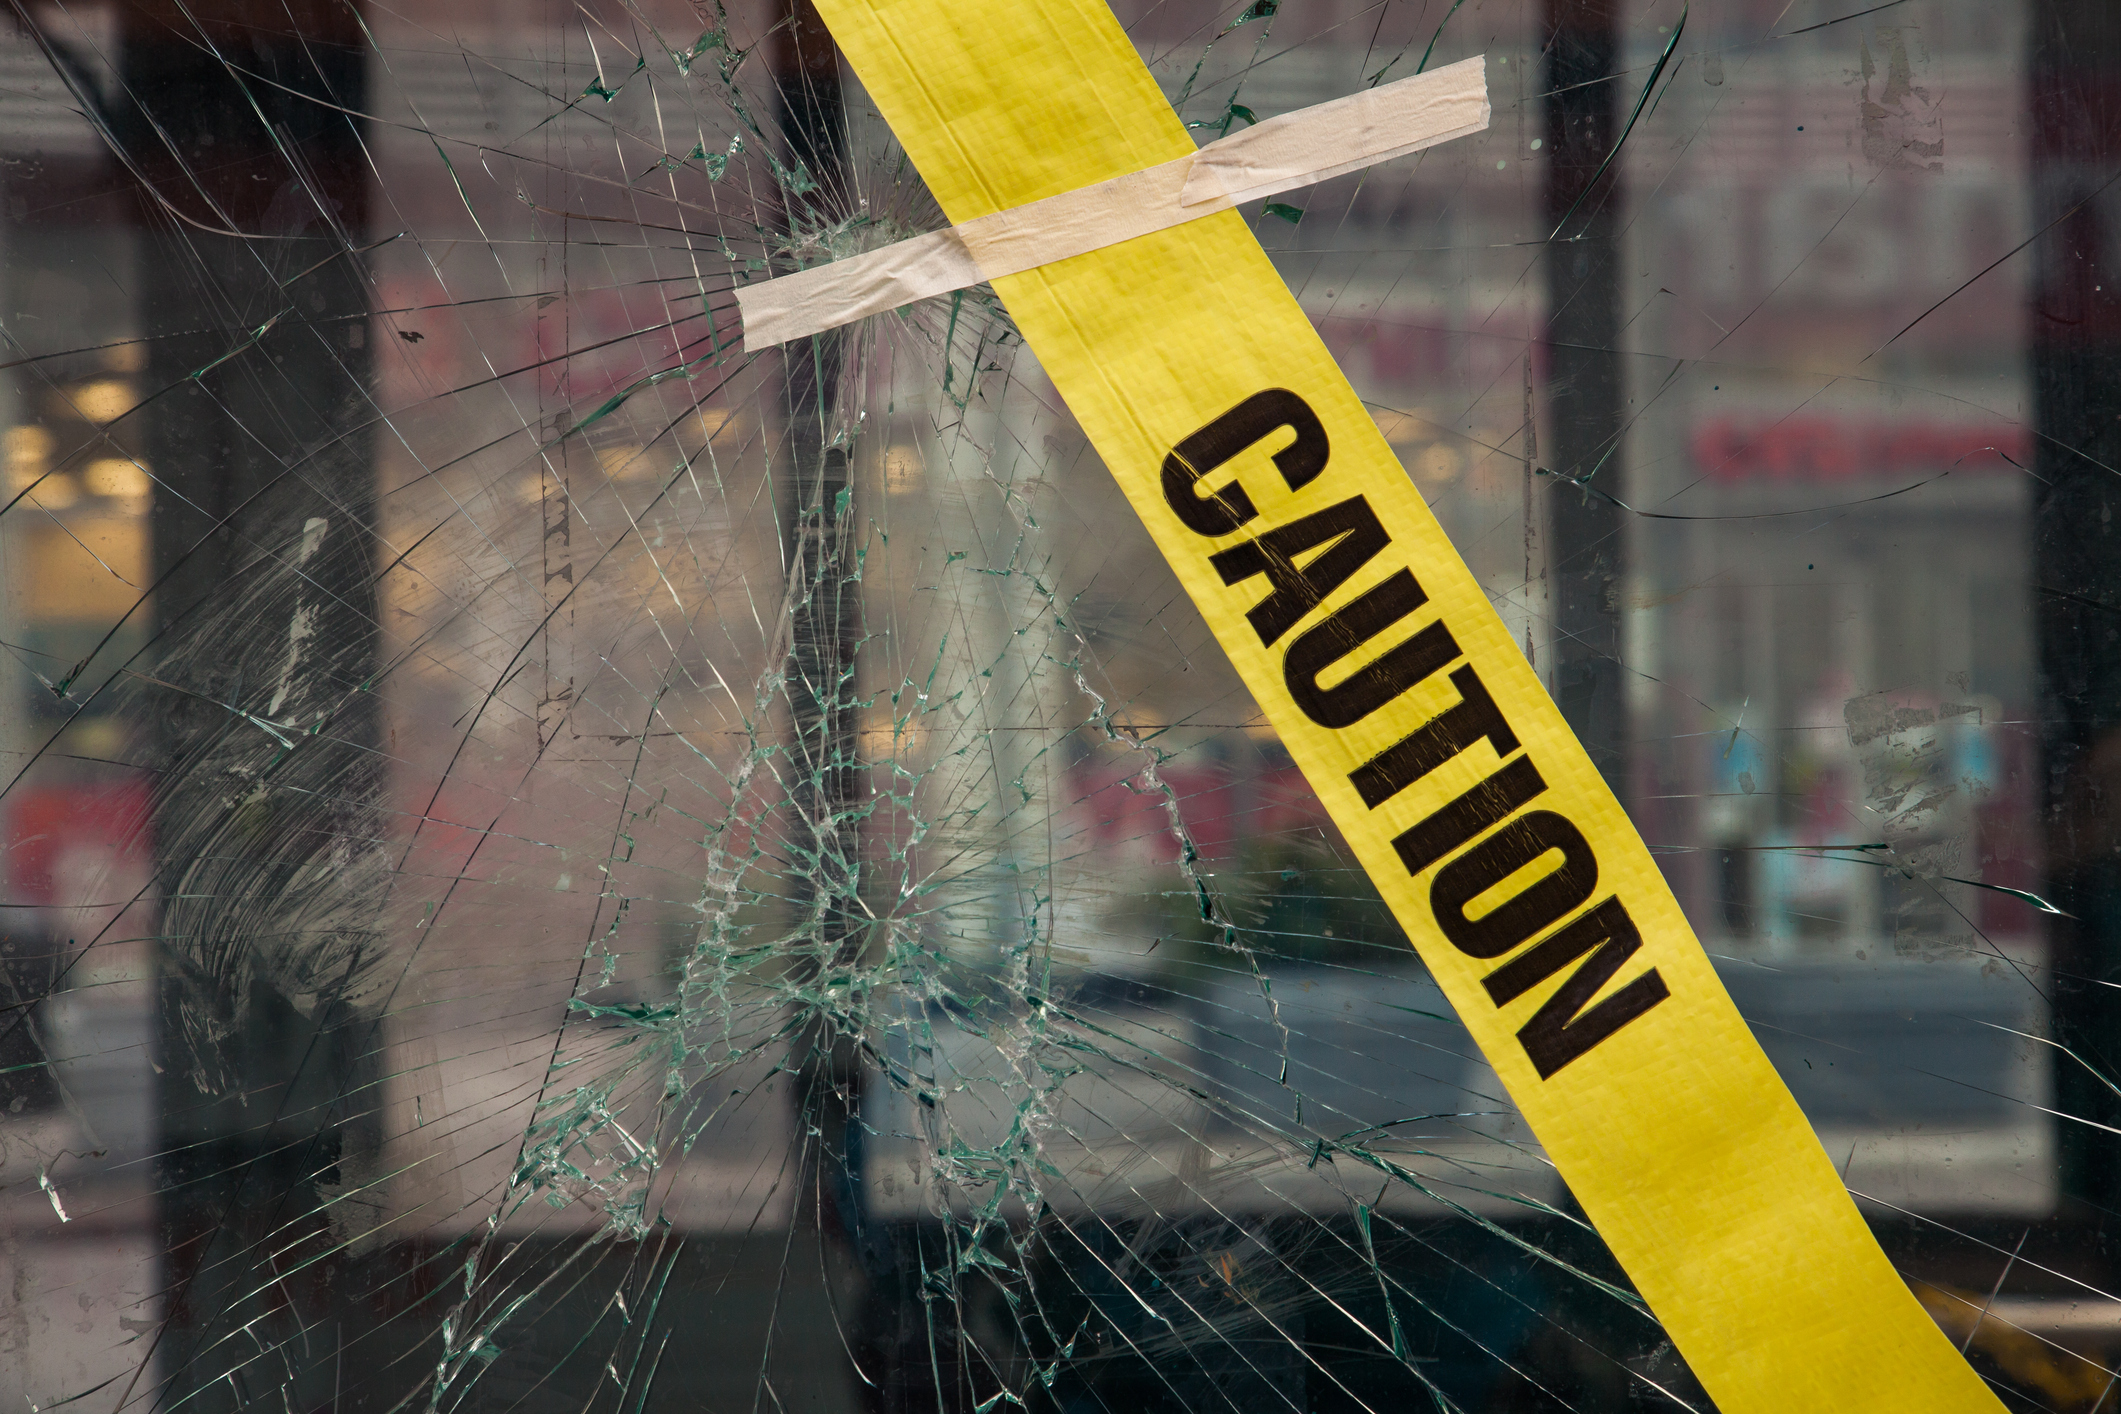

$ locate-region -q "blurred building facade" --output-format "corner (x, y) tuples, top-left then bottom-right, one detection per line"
(0, 0), (2104, 1410)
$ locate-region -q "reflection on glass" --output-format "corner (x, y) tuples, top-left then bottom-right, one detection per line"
(0, 1), (2112, 1411)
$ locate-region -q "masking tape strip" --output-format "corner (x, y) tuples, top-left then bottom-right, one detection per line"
(736, 55), (1487, 348)
(808, 2), (2007, 1411)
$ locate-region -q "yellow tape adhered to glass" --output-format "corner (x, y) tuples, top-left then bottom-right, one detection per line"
(806, 1), (2008, 1409)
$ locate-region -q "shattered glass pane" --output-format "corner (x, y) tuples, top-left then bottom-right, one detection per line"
(0, 0), (2114, 1409)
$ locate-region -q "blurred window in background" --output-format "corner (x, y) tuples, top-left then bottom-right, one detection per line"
(0, 1), (2115, 1411)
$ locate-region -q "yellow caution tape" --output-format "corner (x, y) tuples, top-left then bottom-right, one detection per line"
(809, 0), (2007, 1407)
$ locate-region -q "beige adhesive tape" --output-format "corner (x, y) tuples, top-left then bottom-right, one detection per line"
(1181, 55), (1491, 205)
(736, 54), (1489, 348)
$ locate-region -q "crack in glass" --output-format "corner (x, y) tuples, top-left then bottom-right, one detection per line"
(0, 1), (2102, 1411)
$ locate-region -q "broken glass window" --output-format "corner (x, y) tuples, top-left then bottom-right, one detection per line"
(0, 0), (2110, 1410)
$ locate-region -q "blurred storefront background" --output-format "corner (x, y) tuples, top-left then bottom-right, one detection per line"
(0, 0), (2113, 1410)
